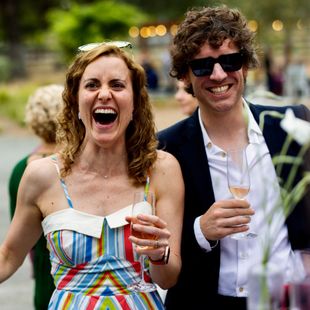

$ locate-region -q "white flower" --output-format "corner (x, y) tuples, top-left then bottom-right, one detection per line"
(280, 109), (310, 145)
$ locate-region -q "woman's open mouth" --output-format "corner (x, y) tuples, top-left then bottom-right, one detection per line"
(93, 108), (117, 125)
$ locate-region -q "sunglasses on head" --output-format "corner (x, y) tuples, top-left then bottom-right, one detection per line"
(77, 41), (133, 52)
(188, 52), (244, 77)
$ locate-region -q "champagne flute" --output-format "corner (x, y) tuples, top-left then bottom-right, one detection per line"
(227, 148), (257, 239)
(128, 191), (157, 292)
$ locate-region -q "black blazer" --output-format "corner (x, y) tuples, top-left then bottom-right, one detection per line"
(157, 103), (310, 309)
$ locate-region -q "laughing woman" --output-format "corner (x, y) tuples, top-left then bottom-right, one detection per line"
(0, 43), (184, 309)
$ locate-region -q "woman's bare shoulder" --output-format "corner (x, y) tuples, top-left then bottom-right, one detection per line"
(156, 150), (181, 170)
(22, 155), (58, 189)
(152, 150), (183, 184)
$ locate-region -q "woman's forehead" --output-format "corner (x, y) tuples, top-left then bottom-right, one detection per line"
(82, 55), (130, 80)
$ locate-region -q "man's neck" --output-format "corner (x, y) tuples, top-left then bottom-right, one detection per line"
(200, 104), (248, 151)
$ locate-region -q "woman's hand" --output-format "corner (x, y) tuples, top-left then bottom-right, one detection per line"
(126, 214), (170, 261)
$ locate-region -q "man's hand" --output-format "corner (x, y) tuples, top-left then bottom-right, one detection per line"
(200, 199), (255, 240)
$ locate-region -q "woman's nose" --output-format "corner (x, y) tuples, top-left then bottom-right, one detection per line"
(98, 87), (112, 101)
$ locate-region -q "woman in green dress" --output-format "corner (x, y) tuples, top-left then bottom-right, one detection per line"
(8, 84), (63, 310)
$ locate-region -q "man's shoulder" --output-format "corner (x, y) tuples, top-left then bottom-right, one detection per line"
(249, 101), (309, 118)
(157, 115), (197, 150)
(158, 112), (198, 138)
(158, 118), (188, 136)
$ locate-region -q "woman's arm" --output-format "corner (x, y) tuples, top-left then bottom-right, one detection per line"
(0, 161), (45, 283)
(148, 150), (184, 289)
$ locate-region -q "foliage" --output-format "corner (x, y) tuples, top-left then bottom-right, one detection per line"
(119, 0), (208, 20)
(0, 55), (11, 82)
(47, 1), (148, 61)
(253, 109), (310, 308)
(0, 83), (40, 125)
(213, 0), (310, 43)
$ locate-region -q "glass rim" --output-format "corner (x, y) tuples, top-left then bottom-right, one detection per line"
(77, 40), (133, 52)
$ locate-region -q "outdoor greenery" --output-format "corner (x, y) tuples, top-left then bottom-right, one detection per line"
(47, 1), (148, 61)
(0, 83), (38, 126)
(1, 0), (310, 76)
(0, 0), (309, 124)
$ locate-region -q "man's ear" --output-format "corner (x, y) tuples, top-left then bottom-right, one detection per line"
(181, 74), (194, 96)
(181, 74), (192, 89)
(242, 67), (248, 79)
(182, 74), (191, 88)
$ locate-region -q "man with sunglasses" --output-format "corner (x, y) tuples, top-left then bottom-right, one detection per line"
(158, 5), (310, 309)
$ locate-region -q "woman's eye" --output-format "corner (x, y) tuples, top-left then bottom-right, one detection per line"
(85, 81), (98, 89)
(111, 80), (125, 89)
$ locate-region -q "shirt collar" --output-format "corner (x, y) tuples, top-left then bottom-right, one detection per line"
(243, 99), (264, 144)
(198, 99), (264, 148)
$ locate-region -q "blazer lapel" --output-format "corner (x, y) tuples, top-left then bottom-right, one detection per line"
(180, 111), (216, 212)
(249, 103), (286, 157)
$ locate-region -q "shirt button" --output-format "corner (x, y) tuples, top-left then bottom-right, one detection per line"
(240, 252), (248, 259)
(207, 142), (212, 149)
(221, 152), (226, 158)
(239, 287), (244, 292)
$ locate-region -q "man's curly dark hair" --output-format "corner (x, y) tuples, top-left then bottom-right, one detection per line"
(170, 5), (260, 94)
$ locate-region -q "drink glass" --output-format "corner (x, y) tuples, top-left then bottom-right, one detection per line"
(227, 148), (257, 239)
(290, 250), (310, 310)
(128, 191), (157, 292)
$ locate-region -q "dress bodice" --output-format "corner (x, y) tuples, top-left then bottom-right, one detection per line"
(41, 158), (164, 309)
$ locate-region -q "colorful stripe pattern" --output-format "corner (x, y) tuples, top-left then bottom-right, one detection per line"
(46, 219), (164, 309)
(46, 159), (163, 309)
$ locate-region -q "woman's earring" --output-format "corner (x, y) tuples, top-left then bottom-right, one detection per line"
(78, 112), (81, 120)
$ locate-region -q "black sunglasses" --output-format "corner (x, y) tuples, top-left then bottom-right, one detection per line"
(188, 52), (244, 77)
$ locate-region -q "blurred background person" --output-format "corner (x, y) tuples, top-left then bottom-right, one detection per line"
(284, 58), (310, 103)
(8, 84), (63, 310)
(139, 49), (160, 92)
(175, 80), (198, 116)
(263, 47), (284, 96)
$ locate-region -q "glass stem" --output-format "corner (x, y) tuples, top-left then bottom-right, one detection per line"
(139, 255), (146, 284)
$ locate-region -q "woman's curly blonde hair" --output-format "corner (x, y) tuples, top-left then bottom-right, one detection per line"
(25, 84), (64, 143)
(57, 44), (158, 184)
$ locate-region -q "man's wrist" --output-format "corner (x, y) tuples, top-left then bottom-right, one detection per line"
(207, 239), (218, 249)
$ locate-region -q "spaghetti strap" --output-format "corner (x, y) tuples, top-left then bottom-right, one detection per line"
(51, 156), (74, 209)
(143, 175), (150, 201)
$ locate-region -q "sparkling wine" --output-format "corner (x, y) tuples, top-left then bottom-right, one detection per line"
(229, 186), (249, 199)
(127, 191), (157, 293)
(131, 217), (156, 241)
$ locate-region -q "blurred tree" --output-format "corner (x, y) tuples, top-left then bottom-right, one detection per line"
(0, 0), (65, 79)
(47, 1), (148, 62)
(0, 0), (148, 78)
(211, 0), (310, 63)
(1, 0), (309, 80)
(119, 0), (207, 20)
(0, 0), (26, 79)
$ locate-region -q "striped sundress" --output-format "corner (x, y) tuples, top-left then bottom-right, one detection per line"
(41, 160), (165, 310)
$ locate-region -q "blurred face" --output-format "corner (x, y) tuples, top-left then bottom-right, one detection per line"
(175, 81), (198, 116)
(186, 39), (247, 114)
(78, 55), (134, 146)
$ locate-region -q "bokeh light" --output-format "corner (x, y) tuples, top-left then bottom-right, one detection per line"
(129, 26), (139, 38)
(170, 24), (178, 36)
(272, 20), (283, 31)
(155, 25), (167, 36)
(248, 20), (258, 32)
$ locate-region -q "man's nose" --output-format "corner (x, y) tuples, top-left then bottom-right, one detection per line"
(209, 63), (228, 80)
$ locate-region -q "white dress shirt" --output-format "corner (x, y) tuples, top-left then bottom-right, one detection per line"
(194, 100), (294, 297)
